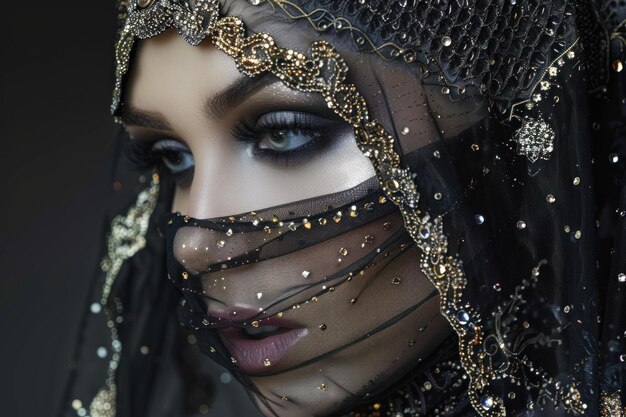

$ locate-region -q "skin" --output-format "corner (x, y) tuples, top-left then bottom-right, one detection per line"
(123, 2), (460, 416)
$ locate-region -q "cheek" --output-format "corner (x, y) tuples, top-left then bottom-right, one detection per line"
(172, 186), (190, 213)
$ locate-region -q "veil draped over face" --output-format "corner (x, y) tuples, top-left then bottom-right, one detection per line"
(60, 1), (625, 417)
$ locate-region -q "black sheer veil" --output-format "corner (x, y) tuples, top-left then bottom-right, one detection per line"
(59, 1), (625, 417)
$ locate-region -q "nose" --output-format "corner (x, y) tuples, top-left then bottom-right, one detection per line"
(172, 225), (224, 274)
(172, 223), (262, 274)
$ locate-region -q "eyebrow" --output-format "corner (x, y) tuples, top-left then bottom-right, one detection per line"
(120, 73), (275, 129)
(119, 106), (174, 131)
(204, 73), (274, 119)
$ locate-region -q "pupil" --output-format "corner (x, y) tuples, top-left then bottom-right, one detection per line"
(269, 131), (289, 148)
(166, 152), (183, 165)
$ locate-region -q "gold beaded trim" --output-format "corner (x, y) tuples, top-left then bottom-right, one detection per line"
(77, 174), (160, 417)
(112, 1), (586, 415)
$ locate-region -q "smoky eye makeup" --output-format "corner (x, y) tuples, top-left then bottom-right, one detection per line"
(230, 110), (348, 164)
(126, 108), (349, 176)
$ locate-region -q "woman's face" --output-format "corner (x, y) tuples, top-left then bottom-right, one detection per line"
(124, 4), (451, 416)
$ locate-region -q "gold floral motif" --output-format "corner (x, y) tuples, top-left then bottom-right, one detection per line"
(112, 1), (586, 415)
(600, 391), (625, 417)
(79, 176), (159, 417)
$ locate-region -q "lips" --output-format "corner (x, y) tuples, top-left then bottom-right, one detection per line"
(214, 309), (308, 374)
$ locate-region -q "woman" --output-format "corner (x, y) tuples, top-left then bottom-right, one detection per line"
(60, 0), (625, 416)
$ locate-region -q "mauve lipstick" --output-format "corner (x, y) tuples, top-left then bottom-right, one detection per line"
(211, 308), (308, 374)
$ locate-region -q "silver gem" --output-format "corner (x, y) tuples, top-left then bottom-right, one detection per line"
(97, 346), (108, 358)
(517, 221), (526, 229)
(220, 372), (232, 383)
(475, 214), (485, 225)
(457, 310), (470, 325)
(511, 116), (556, 163)
(442, 36), (452, 47)
(618, 273), (626, 283)
(609, 153), (619, 163)
(480, 395), (494, 410)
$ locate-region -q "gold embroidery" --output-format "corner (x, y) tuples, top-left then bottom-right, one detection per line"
(75, 175), (160, 417)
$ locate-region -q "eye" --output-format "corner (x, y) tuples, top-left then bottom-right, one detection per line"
(152, 139), (195, 174)
(232, 111), (343, 164)
(258, 129), (322, 152)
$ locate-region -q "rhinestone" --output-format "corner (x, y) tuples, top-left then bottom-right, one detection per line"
(401, 127), (410, 135)
(319, 384), (328, 391)
(609, 153), (619, 164)
(319, 324), (327, 331)
(517, 221), (526, 229)
(263, 358), (271, 367)
(339, 248), (348, 256)
(613, 60), (624, 73)
(546, 194), (556, 203)
(434, 264), (447, 277)
(391, 277), (402, 285)
(182, 272), (189, 280)
(97, 347), (108, 358)
(226, 228), (233, 236)
(442, 36), (452, 46)
(419, 226), (431, 239)
(302, 270), (310, 278)
(137, 0), (156, 8)
(252, 320), (259, 328)
(456, 310), (470, 325)
(475, 214), (485, 225)
(386, 179), (400, 191)
(90, 303), (102, 314)
(217, 240), (225, 248)
(434, 192), (442, 201)
(573, 177), (581, 185)
(618, 273), (626, 283)
(480, 395), (494, 410)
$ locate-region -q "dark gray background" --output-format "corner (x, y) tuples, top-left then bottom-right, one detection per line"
(1, 2), (118, 414)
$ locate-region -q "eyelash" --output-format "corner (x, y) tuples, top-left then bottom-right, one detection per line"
(230, 112), (332, 164)
(126, 139), (194, 187)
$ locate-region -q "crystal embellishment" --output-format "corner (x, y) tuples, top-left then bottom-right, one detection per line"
(511, 116), (556, 163)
